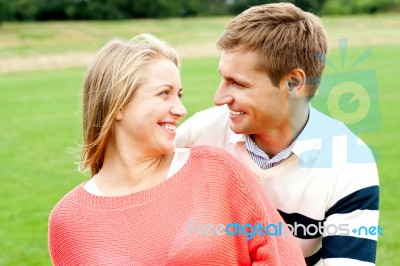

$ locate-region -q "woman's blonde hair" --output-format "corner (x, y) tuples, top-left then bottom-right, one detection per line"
(217, 3), (327, 97)
(80, 34), (179, 175)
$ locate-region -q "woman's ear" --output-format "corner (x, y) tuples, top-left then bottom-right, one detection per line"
(115, 109), (123, 121)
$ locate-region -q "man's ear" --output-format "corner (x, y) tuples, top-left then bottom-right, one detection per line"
(286, 68), (306, 97)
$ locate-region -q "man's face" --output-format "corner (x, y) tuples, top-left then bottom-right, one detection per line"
(214, 49), (290, 135)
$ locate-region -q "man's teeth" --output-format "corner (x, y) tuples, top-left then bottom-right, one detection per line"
(161, 124), (176, 130)
(230, 110), (244, 115)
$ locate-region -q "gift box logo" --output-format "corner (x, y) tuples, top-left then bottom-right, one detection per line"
(297, 39), (381, 168)
(314, 39), (381, 134)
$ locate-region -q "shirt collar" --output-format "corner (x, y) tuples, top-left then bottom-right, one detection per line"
(229, 131), (245, 146)
(228, 105), (323, 164)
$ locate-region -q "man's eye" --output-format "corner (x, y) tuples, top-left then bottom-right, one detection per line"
(233, 81), (242, 87)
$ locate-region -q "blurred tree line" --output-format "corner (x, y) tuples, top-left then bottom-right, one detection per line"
(0, 0), (399, 22)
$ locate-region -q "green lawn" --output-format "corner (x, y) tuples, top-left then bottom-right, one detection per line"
(0, 15), (399, 265)
(0, 17), (228, 58)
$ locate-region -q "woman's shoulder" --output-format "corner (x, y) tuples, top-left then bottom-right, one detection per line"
(189, 145), (236, 162)
(188, 145), (252, 185)
(49, 184), (85, 220)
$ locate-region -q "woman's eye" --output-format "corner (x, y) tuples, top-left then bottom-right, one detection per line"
(160, 90), (169, 96)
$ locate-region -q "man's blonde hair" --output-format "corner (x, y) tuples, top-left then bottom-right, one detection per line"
(80, 34), (179, 175)
(217, 2), (327, 96)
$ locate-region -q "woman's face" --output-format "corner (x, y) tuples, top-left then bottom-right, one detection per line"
(114, 58), (187, 157)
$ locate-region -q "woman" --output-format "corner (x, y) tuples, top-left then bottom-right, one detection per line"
(48, 34), (305, 265)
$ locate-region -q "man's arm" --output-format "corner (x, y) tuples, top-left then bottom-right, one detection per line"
(322, 160), (379, 265)
(176, 105), (232, 148)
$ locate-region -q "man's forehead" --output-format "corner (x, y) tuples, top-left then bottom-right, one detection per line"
(219, 50), (263, 76)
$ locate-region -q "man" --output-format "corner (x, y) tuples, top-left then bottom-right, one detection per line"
(176, 3), (379, 266)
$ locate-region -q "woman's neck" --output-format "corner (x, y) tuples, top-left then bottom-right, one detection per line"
(93, 142), (174, 197)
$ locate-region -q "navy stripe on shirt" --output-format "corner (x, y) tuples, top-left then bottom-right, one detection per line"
(325, 185), (379, 217)
(278, 210), (325, 239)
(305, 248), (322, 266)
(322, 235), (377, 263)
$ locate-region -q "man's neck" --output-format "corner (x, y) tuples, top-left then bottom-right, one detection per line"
(252, 104), (309, 158)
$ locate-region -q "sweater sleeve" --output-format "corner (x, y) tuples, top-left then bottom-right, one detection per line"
(175, 106), (231, 148)
(322, 159), (379, 265)
(48, 189), (76, 265)
(175, 112), (196, 148)
(207, 146), (306, 266)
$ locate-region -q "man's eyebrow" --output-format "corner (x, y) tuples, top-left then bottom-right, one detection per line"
(226, 75), (251, 87)
(219, 69), (249, 84)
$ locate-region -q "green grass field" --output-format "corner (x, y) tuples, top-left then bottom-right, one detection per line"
(0, 15), (399, 265)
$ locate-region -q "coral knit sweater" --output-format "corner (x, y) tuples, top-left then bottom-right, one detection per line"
(48, 146), (305, 266)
